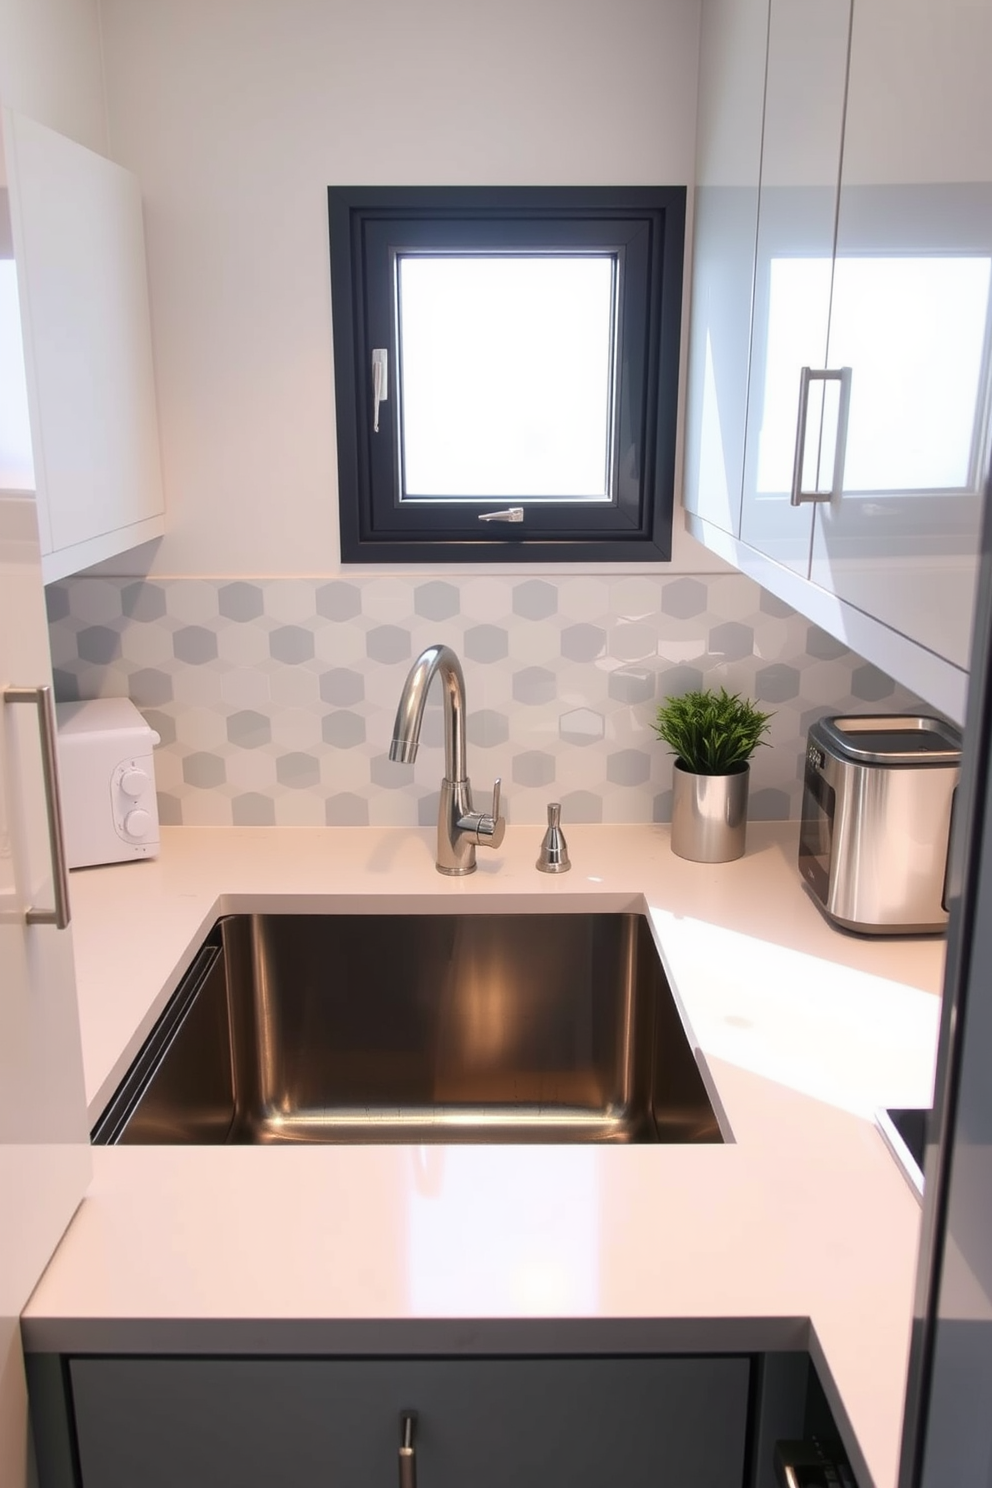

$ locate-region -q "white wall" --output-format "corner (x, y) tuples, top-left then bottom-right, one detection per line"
(0, 0), (106, 153)
(96, 0), (724, 578)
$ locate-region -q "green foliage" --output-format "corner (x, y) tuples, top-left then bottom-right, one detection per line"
(652, 687), (773, 775)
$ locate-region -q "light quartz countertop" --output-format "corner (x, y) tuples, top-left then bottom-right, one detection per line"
(23, 823), (945, 1488)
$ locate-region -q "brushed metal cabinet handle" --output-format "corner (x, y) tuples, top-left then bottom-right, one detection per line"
(790, 365), (853, 506)
(3, 684), (71, 928)
(398, 1411), (417, 1488)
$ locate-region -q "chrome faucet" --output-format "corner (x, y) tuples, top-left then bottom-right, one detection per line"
(389, 643), (505, 875)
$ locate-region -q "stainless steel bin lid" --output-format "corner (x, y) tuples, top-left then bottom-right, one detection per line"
(812, 713), (962, 766)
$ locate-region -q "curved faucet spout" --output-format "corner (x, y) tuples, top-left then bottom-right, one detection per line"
(389, 643), (504, 875)
(389, 643), (467, 782)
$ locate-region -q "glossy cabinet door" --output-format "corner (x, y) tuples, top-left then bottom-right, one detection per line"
(810, 0), (992, 670)
(0, 492), (90, 1488)
(738, 0), (852, 575)
(682, 0), (768, 536)
(69, 1356), (751, 1488)
(3, 107), (164, 583)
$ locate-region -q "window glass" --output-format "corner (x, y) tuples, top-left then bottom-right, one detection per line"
(397, 255), (617, 502)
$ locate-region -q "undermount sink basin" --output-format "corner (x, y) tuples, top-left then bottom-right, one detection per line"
(93, 913), (722, 1147)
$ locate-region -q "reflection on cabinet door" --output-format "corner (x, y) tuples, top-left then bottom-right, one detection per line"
(682, 0), (768, 537)
(810, 0), (992, 669)
(69, 1356), (751, 1488)
(738, 0), (851, 575)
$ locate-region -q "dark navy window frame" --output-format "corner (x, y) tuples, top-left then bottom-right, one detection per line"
(327, 186), (685, 564)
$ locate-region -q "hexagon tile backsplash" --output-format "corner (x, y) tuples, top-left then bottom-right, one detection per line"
(46, 573), (922, 828)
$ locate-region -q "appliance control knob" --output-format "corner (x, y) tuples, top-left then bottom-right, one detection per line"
(120, 768), (149, 798)
(123, 808), (152, 838)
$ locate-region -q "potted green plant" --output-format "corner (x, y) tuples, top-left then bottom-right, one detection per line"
(652, 687), (773, 862)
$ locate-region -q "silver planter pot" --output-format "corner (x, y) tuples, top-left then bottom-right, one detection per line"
(670, 762), (749, 863)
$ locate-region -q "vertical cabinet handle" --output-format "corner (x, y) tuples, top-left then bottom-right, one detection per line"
(398, 1411), (417, 1488)
(790, 365), (853, 506)
(3, 684), (71, 928)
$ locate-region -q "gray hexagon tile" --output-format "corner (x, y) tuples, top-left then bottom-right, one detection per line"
(708, 621), (754, 662)
(232, 793), (276, 826)
(227, 710), (271, 749)
(316, 582), (361, 621)
(45, 586), (71, 624)
(513, 580), (557, 620)
(465, 624), (509, 664)
(466, 710), (509, 748)
(129, 667), (174, 706)
(44, 572), (926, 827)
(326, 793), (370, 827)
(805, 625), (850, 662)
(219, 581), (265, 622)
(370, 755), (413, 791)
(607, 750), (651, 787)
(652, 790), (673, 824)
(851, 663), (897, 702)
(608, 667), (655, 706)
(366, 625), (411, 664)
(609, 622), (657, 662)
(560, 708), (605, 746)
(561, 624), (606, 662)
(269, 625), (315, 664)
(276, 752), (321, 789)
(415, 581), (460, 621)
(64, 579), (123, 624)
(512, 751), (556, 787)
(183, 752), (226, 789)
(755, 663), (801, 703)
(157, 793), (183, 826)
(77, 626), (122, 664)
(657, 665), (705, 700)
(173, 625), (218, 665)
(121, 582), (167, 622)
(661, 578), (707, 619)
(322, 711), (366, 749)
(559, 790), (603, 824)
(513, 667), (556, 706)
(320, 669), (364, 706)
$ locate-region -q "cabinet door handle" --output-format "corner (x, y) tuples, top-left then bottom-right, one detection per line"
(398, 1411), (417, 1488)
(3, 684), (71, 928)
(790, 365), (853, 506)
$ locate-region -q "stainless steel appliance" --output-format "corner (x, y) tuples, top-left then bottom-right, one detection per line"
(799, 714), (962, 935)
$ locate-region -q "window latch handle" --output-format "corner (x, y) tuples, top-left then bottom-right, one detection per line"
(372, 348), (388, 433)
(477, 507), (524, 523)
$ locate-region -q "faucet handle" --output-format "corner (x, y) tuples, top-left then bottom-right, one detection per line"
(474, 777), (506, 849)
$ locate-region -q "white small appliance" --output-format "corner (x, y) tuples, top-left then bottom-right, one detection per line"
(56, 697), (161, 868)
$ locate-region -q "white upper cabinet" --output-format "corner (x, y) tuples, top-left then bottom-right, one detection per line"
(738, 0), (851, 574)
(2, 108), (164, 583)
(684, 0), (986, 721)
(809, 0), (992, 671)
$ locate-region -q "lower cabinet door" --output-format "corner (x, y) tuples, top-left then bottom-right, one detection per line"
(69, 1356), (751, 1488)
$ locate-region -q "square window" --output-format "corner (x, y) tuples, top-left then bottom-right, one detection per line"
(327, 187), (685, 563)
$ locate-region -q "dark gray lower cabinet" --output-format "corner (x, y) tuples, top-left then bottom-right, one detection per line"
(68, 1356), (751, 1488)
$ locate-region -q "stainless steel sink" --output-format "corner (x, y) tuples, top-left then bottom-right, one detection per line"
(93, 913), (722, 1146)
